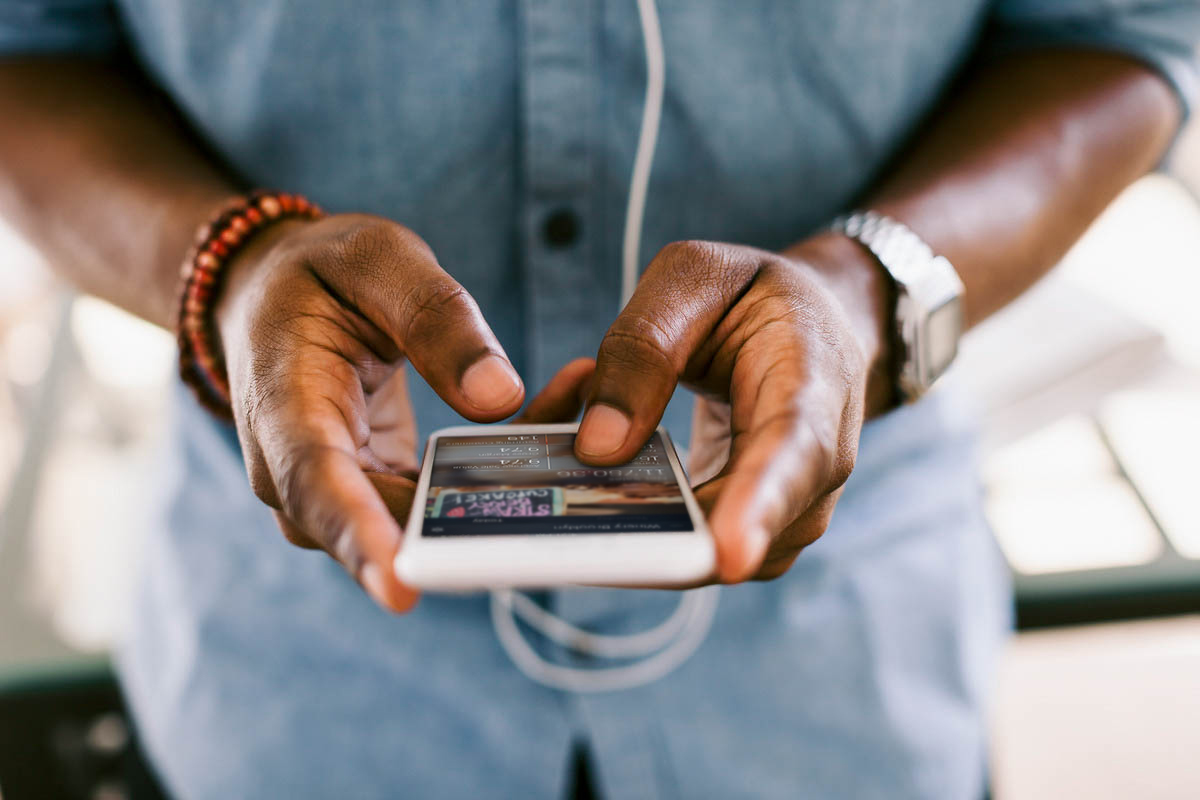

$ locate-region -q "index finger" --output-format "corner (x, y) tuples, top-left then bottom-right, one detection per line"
(253, 364), (418, 611)
(704, 370), (845, 583)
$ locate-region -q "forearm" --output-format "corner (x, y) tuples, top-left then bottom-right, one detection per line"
(0, 56), (237, 328)
(796, 49), (1181, 416)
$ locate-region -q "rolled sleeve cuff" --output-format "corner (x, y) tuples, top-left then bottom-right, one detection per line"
(988, 20), (1199, 124)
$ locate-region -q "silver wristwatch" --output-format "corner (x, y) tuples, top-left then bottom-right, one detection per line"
(830, 211), (965, 402)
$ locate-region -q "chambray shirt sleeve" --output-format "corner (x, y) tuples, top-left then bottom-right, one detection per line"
(986, 0), (1200, 121)
(0, 0), (121, 55)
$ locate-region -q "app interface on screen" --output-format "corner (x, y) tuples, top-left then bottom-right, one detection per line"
(422, 433), (693, 536)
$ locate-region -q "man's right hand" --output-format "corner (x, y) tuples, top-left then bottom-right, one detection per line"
(214, 214), (525, 612)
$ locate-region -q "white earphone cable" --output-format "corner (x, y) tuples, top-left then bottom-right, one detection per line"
(488, 0), (720, 693)
(490, 586), (719, 693)
(503, 583), (699, 659)
(620, 0), (666, 308)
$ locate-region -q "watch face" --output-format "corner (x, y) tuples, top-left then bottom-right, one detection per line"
(926, 298), (963, 377)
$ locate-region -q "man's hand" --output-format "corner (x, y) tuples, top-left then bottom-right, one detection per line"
(574, 235), (894, 583)
(214, 214), (530, 612)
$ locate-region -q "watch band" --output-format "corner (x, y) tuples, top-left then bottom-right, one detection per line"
(830, 211), (965, 402)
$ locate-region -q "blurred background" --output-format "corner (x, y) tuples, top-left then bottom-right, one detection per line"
(2, 124), (1200, 798)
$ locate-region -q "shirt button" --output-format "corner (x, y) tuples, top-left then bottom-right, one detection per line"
(541, 208), (581, 248)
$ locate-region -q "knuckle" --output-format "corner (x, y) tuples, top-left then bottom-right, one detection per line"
(338, 217), (421, 262)
(248, 464), (279, 507)
(269, 441), (373, 571)
(278, 522), (316, 549)
(323, 218), (436, 296)
(599, 315), (680, 375)
(806, 418), (842, 487)
(830, 442), (857, 490)
(790, 384), (848, 483)
(649, 240), (764, 303)
(274, 442), (344, 530)
(656, 239), (716, 267)
(650, 240), (722, 285)
(274, 443), (319, 518)
(398, 281), (476, 342)
(809, 392), (858, 491)
(239, 368), (289, 448)
(755, 255), (798, 283)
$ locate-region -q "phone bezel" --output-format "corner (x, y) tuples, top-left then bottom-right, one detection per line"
(395, 423), (714, 590)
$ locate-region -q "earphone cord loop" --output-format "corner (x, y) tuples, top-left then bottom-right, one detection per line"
(487, 0), (720, 694)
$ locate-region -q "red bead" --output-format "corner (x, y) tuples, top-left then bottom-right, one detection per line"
(294, 196), (310, 213)
(208, 240), (228, 258)
(245, 207), (263, 225)
(229, 215), (250, 234)
(220, 228), (242, 247)
(278, 193), (296, 213)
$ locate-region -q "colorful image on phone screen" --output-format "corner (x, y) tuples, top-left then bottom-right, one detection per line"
(422, 432), (694, 536)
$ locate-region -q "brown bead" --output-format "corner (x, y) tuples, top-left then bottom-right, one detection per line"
(259, 196), (282, 217)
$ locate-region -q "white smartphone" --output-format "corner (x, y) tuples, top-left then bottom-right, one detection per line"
(395, 423), (714, 590)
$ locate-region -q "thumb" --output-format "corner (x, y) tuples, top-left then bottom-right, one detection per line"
(575, 241), (764, 465)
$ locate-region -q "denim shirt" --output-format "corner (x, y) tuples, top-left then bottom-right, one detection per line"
(4, 1), (1199, 797)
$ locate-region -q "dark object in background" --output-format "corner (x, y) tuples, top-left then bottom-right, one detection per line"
(0, 666), (166, 800)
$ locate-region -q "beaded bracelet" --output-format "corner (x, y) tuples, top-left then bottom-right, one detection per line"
(176, 190), (324, 419)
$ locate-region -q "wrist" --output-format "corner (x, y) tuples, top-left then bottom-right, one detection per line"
(213, 216), (312, 345)
(176, 191), (324, 417)
(785, 231), (898, 417)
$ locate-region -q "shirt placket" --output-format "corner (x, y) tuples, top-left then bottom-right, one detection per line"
(519, 0), (602, 392)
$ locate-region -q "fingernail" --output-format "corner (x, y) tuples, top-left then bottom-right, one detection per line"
(577, 403), (631, 458)
(360, 563), (391, 609)
(461, 354), (522, 412)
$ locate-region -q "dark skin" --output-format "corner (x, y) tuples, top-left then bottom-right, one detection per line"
(0, 49), (1178, 610)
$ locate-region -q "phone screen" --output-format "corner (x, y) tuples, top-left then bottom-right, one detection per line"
(421, 432), (695, 536)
